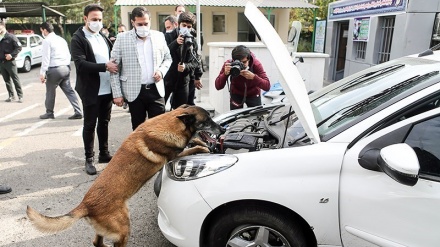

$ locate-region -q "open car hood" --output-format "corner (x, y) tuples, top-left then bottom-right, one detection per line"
(244, 2), (320, 144)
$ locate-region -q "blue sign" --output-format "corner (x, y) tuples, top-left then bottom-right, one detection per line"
(328, 0), (407, 21)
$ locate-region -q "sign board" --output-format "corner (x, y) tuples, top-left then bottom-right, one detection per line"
(328, 0), (407, 21)
(314, 20), (327, 53)
(353, 17), (370, 41)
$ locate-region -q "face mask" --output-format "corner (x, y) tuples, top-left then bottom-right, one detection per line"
(88, 21), (103, 33)
(179, 27), (189, 36)
(136, 26), (150, 38)
(166, 29), (173, 33)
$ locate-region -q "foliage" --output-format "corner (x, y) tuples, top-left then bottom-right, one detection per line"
(290, 0), (337, 52)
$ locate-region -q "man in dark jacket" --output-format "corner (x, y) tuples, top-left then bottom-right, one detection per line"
(0, 23), (23, 103)
(164, 11), (203, 109)
(215, 45), (270, 110)
(71, 4), (118, 175)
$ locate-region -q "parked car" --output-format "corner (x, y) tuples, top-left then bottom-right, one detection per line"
(15, 33), (43, 72)
(156, 2), (440, 247)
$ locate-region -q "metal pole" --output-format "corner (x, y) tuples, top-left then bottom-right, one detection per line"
(312, 8), (317, 52)
(196, 0), (202, 103)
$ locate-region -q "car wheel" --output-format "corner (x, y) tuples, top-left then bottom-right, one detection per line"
(205, 204), (307, 247)
(22, 57), (31, 72)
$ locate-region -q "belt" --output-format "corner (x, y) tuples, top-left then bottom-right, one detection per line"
(49, 65), (70, 69)
(142, 83), (156, 89)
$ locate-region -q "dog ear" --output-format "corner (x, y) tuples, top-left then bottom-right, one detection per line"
(177, 113), (196, 127)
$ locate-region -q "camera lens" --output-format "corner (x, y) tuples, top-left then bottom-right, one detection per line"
(230, 65), (241, 77)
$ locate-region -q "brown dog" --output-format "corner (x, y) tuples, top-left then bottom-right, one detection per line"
(27, 105), (223, 247)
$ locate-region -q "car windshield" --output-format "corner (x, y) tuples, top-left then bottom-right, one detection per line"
(286, 56), (440, 142)
(17, 37), (27, 47)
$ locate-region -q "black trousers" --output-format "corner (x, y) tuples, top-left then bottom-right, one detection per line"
(187, 80), (195, 105)
(0, 60), (23, 98)
(164, 78), (189, 110)
(82, 94), (112, 158)
(128, 84), (165, 131)
(230, 93), (261, 110)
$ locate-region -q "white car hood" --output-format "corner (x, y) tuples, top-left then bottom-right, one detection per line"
(245, 2), (320, 144)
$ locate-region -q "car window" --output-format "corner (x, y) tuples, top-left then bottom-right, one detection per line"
(405, 115), (440, 178)
(17, 37), (27, 47)
(34, 36), (42, 45)
(30, 36), (39, 46)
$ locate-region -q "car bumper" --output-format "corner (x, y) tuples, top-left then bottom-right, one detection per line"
(157, 170), (212, 247)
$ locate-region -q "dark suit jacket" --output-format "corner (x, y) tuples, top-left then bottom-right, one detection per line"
(71, 26), (113, 106)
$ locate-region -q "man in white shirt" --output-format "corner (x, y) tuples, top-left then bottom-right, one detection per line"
(39, 22), (82, 120)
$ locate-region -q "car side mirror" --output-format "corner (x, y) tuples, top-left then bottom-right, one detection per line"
(378, 143), (420, 186)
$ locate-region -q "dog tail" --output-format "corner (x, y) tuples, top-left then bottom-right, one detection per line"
(26, 203), (88, 233)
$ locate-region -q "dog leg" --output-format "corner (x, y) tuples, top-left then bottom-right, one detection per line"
(178, 145), (210, 157)
(189, 137), (208, 147)
(93, 234), (110, 247)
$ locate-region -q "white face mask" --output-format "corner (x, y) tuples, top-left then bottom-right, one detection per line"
(136, 26), (150, 38)
(88, 21), (103, 33)
(179, 27), (189, 36)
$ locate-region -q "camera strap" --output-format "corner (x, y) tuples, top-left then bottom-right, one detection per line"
(227, 75), (247, 108)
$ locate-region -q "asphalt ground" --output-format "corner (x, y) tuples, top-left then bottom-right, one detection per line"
(0, 63), (191, 246)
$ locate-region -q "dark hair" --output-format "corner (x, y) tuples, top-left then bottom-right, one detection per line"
(131, 7), (150, 21)
(40, 22), (54, 33)
(175, 5), (185, 11)
(178, 11), (196, 25)
(164, 15), (177, 25)
(232, 45), (251, 61)
(84, 4), (103, 16)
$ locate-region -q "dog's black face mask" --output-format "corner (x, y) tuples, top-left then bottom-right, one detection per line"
(177, 106), (225, 135)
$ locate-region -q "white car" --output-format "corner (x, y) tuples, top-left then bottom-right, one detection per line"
(15, 33), (43, 72)
(156, 2), (440, 247)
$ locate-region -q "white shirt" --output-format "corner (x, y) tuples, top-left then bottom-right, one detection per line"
(83, 27), (111, 96)
(136, 36), (154, 85)
(39, 32), (71, 76)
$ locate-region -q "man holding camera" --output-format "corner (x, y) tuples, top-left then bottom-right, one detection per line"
(164, 11), (203, 109)
(215, 45), (270, 110)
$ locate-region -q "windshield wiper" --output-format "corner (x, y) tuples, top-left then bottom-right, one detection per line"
(340, 64), (405, 92)
(328, 71), (439, 127)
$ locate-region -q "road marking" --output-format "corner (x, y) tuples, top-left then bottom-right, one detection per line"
(0, 106), (73, 151)
(0, 103), (40, 123)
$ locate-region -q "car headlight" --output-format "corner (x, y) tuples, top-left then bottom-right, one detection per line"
(166, 154), (238, 181)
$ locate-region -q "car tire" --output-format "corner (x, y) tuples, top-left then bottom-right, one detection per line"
(21, 57), (31, 72)
(205, 204), (307, 247)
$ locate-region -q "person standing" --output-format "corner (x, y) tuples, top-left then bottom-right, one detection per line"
(164, 11), (203, 110)
(39, 22), (82, 120)
(215, 45), (270, 110)
(111, 6), (171, 131)
(71, 4), (118, 175)
(0, 23), (23, 103)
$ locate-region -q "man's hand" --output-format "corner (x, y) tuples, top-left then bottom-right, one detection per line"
(176, 35), (184, 45)
(178, 63), (185, 72)
(106, 59), (118, 73)
(113, 97), (124, 107)
(153, 71), (162, 82)
(195, 79), (203, 89)
(5, 54), (12, 61)
(240, 70), (255, 80)
(224, 62), (231, 76)
(39, 75), (46, 84)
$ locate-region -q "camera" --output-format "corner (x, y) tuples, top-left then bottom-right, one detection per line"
(182, 33), (193, 46)
(230, 60), (246, 77)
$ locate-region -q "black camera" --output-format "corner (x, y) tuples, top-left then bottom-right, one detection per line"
(230, 60), (245, 77)
(181, 33), (193, 46)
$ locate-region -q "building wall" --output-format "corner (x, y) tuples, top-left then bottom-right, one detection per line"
(119, 5), (290, 57)
(325, 0), (440, 82)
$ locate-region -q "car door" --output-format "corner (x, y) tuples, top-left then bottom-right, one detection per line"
(30, 36), (42, 64)
(339, 106), (440, 247)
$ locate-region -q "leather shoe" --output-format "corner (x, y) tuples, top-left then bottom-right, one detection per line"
(40, 113), (55, 119)
(98, 152), (112, 163)
(0, 185), (12, 194)
(68, 113), (83, 120)
(85, 158), (97, 175)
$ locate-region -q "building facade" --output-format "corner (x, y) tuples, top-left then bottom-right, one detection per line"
(324, 0), (440, 82)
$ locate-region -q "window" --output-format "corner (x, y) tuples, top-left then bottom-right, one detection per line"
(405, 114), (440, 178)
(158, 14), (169, 32)
(213, 13), (226, 33)
(355, 41), (367, 59)
(431, 13), (440, 47)
(377, 16), (395, 64)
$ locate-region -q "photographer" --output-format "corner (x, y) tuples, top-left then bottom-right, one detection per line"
(215, 45), (270, 110)
(164, 11), (203, 109)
